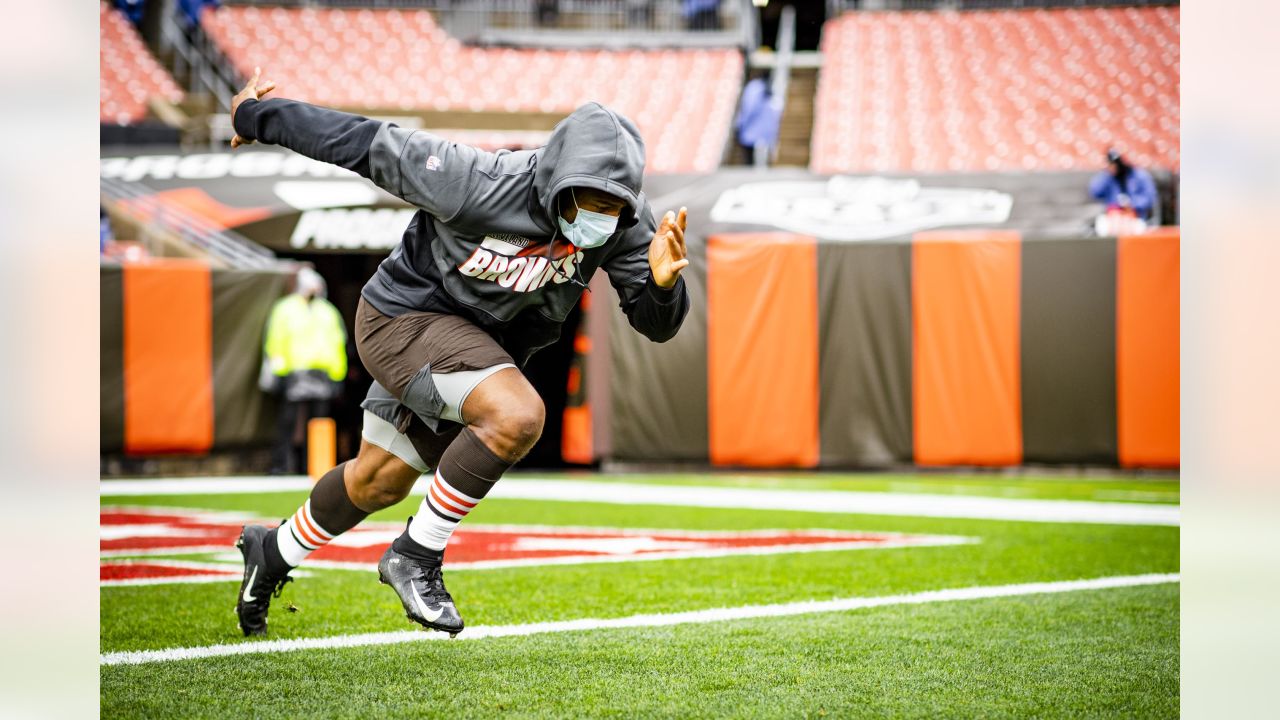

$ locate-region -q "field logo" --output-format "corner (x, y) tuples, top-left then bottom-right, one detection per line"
(100, 507), (970, 586)
(710, 175), (1013, 241)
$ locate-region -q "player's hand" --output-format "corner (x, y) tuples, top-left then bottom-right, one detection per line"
(230, 67), (276, 149)
(648, 207), (689, 289)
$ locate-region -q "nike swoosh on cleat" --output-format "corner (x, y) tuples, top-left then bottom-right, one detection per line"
(242, 566), (259, 603)
(408, 580), (444, 623)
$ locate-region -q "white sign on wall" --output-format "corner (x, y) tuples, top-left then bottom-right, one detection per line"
(710, 176), (1013, 241)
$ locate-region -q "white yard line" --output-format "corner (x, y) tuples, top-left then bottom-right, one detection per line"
(295, 535), (975, 573)
(100, 477), (1180, 526)
(100, 573), (1179, 666)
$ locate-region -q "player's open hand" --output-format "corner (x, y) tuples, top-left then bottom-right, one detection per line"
(230, 67), (276, 149)
(648, 207), (689, 289)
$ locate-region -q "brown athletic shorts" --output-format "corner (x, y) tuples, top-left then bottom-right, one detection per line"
(355, 297), (514, 460)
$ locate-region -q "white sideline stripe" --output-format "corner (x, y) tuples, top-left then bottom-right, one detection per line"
(100, 573), (1178, 666)
(99, 477), (1181, 526)
(101, 476), (315, 495)
(493, 481), (1180, 526)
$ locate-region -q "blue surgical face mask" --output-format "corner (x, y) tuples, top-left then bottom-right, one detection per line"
(557, 188), (619, 249)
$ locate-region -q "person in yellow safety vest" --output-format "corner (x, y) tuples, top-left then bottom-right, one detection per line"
(261, 267), (348, 475)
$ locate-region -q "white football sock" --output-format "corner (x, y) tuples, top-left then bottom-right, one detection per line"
(275, 499), (335, 567)
(407, 470), (482, 551)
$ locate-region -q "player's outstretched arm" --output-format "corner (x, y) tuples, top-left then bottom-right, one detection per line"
(230, 67), (383, 178)
(229, 67), (483, 221)
(603, 203), (691, 343)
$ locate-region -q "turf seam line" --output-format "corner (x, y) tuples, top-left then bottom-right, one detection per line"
(99, 573), (1179, 666)
(99, 478), (1181, 526)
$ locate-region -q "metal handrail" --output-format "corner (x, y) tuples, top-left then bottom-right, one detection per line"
(159, 2), (241, 111)
(101, 177), (280, 269)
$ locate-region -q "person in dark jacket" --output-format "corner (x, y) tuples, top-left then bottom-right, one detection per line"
(229, 69), (691, 638)
(1089, 148), (1158, 220)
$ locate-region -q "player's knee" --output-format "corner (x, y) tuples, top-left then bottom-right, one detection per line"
(499, 397), (545, 450)
(346, 449), (417, 511)
(480, 395), (544, 458)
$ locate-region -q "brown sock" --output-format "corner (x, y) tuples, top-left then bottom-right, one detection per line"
(394, 428), (513, 558)
(310, 461), (369, 533)
(268, 461), (369, 568)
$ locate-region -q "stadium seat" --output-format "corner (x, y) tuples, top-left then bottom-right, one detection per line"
(100, 2), (184, 125)
(201, 6), (742, 174)
(811, 7), (1179, 174)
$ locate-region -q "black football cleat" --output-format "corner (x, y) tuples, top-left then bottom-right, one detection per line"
(378, 538), (464, 637)
(234, 524), (293, 637)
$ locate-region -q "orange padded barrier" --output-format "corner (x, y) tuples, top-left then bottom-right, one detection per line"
(123, 261), (214, 454)
(707, 233), (819, 467)
(1117, 229), (1180, 467)
(913, 231), (1023, 465)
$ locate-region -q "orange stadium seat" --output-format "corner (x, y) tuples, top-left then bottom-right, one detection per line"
(100, 2), (184, 125)
(811, 7), (1179, 174)
(201, 6), (742, 174)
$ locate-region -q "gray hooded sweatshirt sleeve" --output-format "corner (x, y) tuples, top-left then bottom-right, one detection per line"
(234, 98), (689, 363)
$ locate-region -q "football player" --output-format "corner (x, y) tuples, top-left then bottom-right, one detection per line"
(229, 68), (690, 637)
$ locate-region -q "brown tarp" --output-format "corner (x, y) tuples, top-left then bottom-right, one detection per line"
(212, 270), (289, 448)
(606, 245), (710, 462)
(101, 266), (125, 454)
(817, 242), (914, 467)
(1020, 238), (1118, 463)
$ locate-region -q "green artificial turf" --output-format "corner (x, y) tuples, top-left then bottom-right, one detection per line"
(100, 478), (1179, 717)
(101, 584), (1178, 719)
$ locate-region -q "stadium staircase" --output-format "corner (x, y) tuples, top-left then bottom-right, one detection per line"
(775, 64), (817, 168)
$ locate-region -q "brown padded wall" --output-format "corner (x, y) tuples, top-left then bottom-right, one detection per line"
(817, 242), (914, 467)
(1020, 238), (1119, 463)
(101, 266), (125, 454)
(211, 270), (289, 448)
(608, 244), (710, 462)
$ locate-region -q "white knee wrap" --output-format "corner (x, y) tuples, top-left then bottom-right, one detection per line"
(360, 411), (429, 474)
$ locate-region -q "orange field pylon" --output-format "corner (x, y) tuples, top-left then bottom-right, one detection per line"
(307, 417), (336, 482)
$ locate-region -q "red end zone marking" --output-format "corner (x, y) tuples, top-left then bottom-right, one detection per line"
(100, 559), (244, 587)
(101, 508), (971, 585)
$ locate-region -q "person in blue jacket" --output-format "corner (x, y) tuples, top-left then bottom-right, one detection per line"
(1089, 148), (1158, 220)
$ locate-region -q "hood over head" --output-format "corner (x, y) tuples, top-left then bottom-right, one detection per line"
(532, 103), (647, 232)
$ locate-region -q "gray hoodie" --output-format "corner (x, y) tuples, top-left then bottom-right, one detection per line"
(234, 99), (689, 366)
